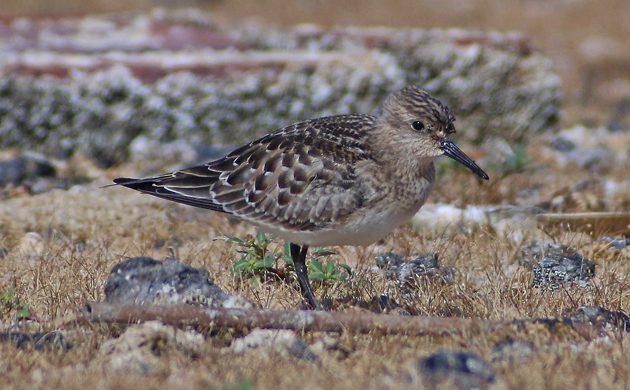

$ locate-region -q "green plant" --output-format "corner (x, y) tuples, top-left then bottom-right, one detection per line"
(498, 143), (530, 177)
(222, 232), (279, 274)
(225, 376), (254, 390)
(309, 258), (352, 283)
(221, 232), (351, 285)
(0, 288), (32, 321)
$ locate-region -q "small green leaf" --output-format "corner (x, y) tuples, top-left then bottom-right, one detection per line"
(256, 231), (269, 244)
(227, 376), (254, 390)
(283, 242), (291, 254)
(309, 260), (323, 272)
(15, 306), (31, 320)
(282, 249), (294, 266)
(1, 288), (16, 305)
(263, 254), (277, 267)
(249, 275), (261, 288)
(314, 248), (336, 257)
(231, 258), (253, 273)
(309, 271), (326, 281)
(218, 236), (246, 245)
(326, 261), (335, 275)
(339, 264), (353, 275)
(254, 256), (276, 269)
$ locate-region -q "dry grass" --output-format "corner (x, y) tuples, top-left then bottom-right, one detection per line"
(0, 154), (628, 388)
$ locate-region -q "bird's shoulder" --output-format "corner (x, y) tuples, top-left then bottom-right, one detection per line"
(220, 113), (376, 168)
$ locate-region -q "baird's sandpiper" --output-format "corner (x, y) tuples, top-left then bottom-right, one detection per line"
(114, 86), (489, 310)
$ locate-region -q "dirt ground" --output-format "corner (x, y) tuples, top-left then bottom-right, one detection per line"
(0, 1), (629, 389)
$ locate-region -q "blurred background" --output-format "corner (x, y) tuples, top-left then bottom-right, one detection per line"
(1, 0), (629, 208)
(3, 0), (630, 125)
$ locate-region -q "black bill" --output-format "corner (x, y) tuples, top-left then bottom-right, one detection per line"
(440, 140), (489, 180)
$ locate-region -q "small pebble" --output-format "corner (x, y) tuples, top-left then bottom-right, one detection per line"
(0, 331), (67, 351)
(96, 321), (205, 374)
(562, 306), (630, 340)
(8, 232), (45, 261)
(413, 351), (495, 389)
(231, 329), (318, 362)
(375, 252), (455, 286)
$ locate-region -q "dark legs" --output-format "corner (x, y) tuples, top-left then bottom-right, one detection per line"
(290, 243), (322, 310)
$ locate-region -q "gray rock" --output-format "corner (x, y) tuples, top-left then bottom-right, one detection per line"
(374, 252), (406, 269)
(104, 257), (250, 309)
(519, 241), (595, 289)
(544, 125), (629, 173)
(96, 321), (205, 375)
(0, 152), (88, 194)
(517, 240), (581, 268)
(0, 153), (55, 186)
(376, 252), (455, 286)
(491, 338), (534, 363)
(562, 306), (630, 339)
(598, 236), (630, 251)
(8, 231), (45, 261)
(565, 147), (614, 172)
(231, 329), (318, 362)
(532, 257), (595, 290)
(0, 331), (67, 351)
(413, 351), (495, 389)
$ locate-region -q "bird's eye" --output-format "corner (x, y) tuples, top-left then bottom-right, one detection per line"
(411, 121), (424, 131)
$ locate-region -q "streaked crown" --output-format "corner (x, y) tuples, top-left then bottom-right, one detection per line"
(381, 86), (456, 134)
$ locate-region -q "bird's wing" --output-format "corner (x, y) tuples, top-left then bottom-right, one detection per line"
(114, 114), (377, 230)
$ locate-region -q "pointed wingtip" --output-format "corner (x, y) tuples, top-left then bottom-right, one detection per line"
(113, 177), (137, 185)
(100, 177), (142, 189)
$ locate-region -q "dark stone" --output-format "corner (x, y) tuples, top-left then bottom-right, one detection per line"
(415, 351), (495, 389)
(104, 256), (249, 308)
(231, 329), (318, 362)
(376, 252), (455, 286)
(517, 240), (580, 268)
(0, 153), (55, 186)
(532, 256), (595, 290)
(562, 306), (630, 340)
(374, 294), (401, 312)
(597, 236), (630, 251)
(550, 136), (576, 151)
(0, 331), (67, 351)
(518, 240), (595, 289)
(354, 294), (408, 315)
(374, 252), (406, 269)
(491, 338), (534, 362)
(606, 122), (625, 133)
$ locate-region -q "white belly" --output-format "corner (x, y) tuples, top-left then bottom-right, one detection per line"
(252, 204), (420, 247)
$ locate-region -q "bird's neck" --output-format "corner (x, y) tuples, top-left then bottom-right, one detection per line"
(367, 124), (436, 184)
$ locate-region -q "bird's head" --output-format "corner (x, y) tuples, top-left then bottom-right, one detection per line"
(381, 86), (489, 180)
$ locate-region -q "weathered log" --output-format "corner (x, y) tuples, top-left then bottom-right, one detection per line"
(85, 303), (498, 336)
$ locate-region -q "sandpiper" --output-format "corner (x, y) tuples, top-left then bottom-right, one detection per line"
(114, 86), (489, 310)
